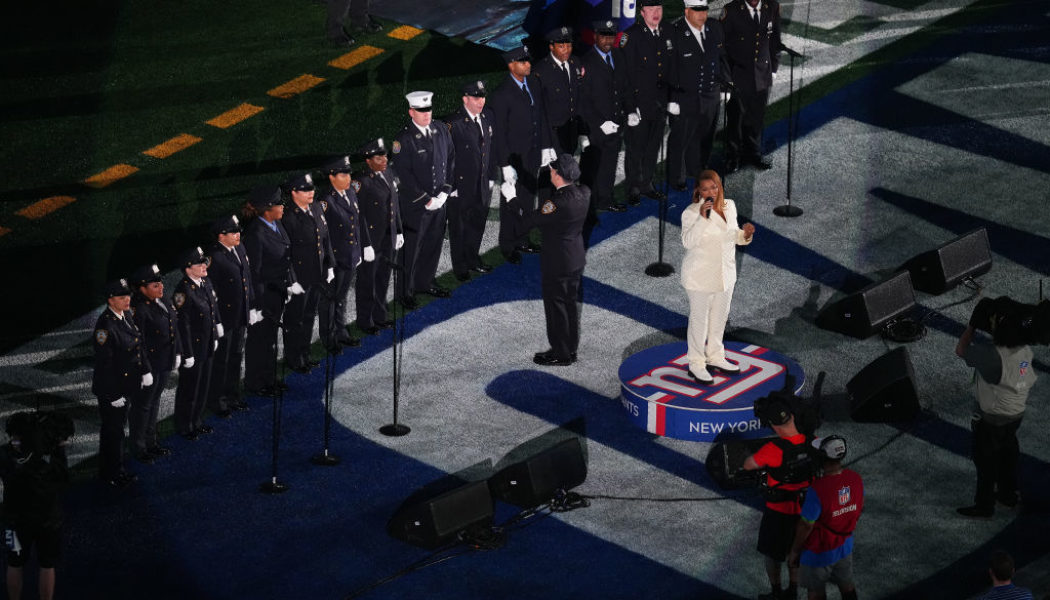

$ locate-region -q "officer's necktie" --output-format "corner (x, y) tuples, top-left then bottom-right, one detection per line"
(699, 30), (705, 52)
(521, 81), (533, 105)
(231, 247), (241, 264)
(156, 300), (168, 314)
(753, 8), (760, 24)
(605, 53), (613, 69)
(474, 115), (484, 140)
(561, 61), (570, 84)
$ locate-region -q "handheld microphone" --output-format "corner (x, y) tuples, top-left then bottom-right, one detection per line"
(705, 197), (714, 218)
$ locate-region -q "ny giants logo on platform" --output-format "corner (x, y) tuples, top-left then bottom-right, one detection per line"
(625, 348), (785, 406)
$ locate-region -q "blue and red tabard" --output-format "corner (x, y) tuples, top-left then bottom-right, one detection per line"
(800, 468), (864, 567)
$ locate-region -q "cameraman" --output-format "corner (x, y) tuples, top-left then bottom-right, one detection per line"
(0, 412), (71, 600)
(955, 297), (1039, 518)
(743, 398), (813, 600)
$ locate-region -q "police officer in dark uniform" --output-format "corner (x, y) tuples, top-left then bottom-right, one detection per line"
(354, 138), (405, 336)
(532, 26), (585, 156)
(534, 154), (589, 367)
(667, 0), (732, 190)
(721, 0), (783, 172)
(243, 186), (299, 397)
(390, 91), (455, 308)
(579, 20), (629, 214)
(206, 215), (255, 416)
(130, 264), (181, 463)
(92, 278), (150, 487)
(488, 46), (556, 264)
(319, 155), (371, 352)
(621, 0), (672, 204)
(443, 80), (497, 282)
(282, 172), (335, 373)
(173, 246), (221, 440)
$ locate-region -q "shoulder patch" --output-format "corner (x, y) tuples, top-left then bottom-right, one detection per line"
(620, 33), (629, 47)
(351, 180), (361, 193)
(541, 200), (556, 215)
(173, 292), (186, 308)
(95, 329), (108, 345)
(392, 140), (401, 154)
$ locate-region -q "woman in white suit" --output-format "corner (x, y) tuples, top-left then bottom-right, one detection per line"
(681, 170), (755, 383)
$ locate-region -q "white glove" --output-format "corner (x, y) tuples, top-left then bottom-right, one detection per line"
(599, 121), (619, 135)
(326, 268), (335, 283)
(215, 323), (224, 339)
(425, 197), (443, 211)
(578, 135), (590, 151)
(174, 354), (182, 370)
(720, 92), (731, 103)
(110, 398), (127, 408)
(540, 148), (557, 167)
(450, 189), (459, 198)
(500, 181), (517, 202)
(363, 246), (375, 262)
(668, 102), (681, 115)
(248, 309), (263, 325)
(395, 234), (404, 250)
(772, 72), (778, 80)
(183, 356), (196, 369)
(287, 282), (305, 296)
(488, 180), (495, 191)
(501, 165), (517, 183)
(213, 340), (219, 352)
(141, 372), (153, 388)
(436, 191), (448, 203)
(627, 110), (641, 127)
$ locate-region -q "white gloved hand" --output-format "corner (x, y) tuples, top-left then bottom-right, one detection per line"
(772, 72), (778, 80)
(248, 309), (263, 325)
(395, 234), (405, 250)
(578, 135), (590, 151)
(540, 148), (557, 167)
(627, 110), (641, 127)
(326, 268), (335, 283)
(488, 180), (495, 191)
(500, 181), (517, 202)
(288, 282), (305, 296)
(501, 165), (517, 183)
(720, 92), (731, 103)
(599, 121), (619, 135)
(425, 198), (441, 211)
(215, 323), (224, 339)
(174, 354), (182, 370)
(183, 356), (196, 369)
(668, 102), (681, 115)
(450, 189), (459, 198)
(436, 191), (448, 203)
(213, 340), (218, 352)
(110, 398), (127, 408)
(363, 246), (375, 262)
(141, 372), (153, 388)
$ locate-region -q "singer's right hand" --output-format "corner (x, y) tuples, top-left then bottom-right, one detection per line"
(701, 199), (715, 216)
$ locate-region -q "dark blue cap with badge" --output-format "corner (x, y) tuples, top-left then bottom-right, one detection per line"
(594, 20), (619, 36)
(547, 26), (573, 44)
(130, 264), (163, 287)
(502, 46), (531, 63)
(249, 185), (282, 209)
(285, 173), (315, 192)
(177, 246), (208, 269)
(212, 214), (241, 236)
(550, 153), (581, 181)
(461, 80), (487, 97)
(359, 138), (387, 158)
(104, 278), (132, 298)
(323, 155), (354, 175)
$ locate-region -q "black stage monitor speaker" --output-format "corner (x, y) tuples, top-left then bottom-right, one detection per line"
(489, 437), (587, 508)
(847, 347), (920, 422)
(387, 480), (494, 550)
(900, 228), (992, 295)
(816, 271), (917, 339)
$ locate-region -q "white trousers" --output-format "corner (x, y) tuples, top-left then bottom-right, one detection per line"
(685, 286), (734, 371)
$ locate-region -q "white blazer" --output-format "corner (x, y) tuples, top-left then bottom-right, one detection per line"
(680, 198), (752, 292)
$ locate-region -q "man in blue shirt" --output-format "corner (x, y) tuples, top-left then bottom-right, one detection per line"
(980, 550), (1034, 600)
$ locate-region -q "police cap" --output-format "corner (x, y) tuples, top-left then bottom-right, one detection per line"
(547, 26), (573, 44)
(323, 155), (354, 175)
(593, 20), (619, 36)
(130, 264), (163, 287)
(104, 278), (132, 298)
(285, 173), (315, 192)
(461, 80), (487, 97)
(359, 138), (387, 158)
(177, 246), (208, 269)
(550, 153), (581, 182)
(501, 46), (531, 63)
(249, 185), (282, 210)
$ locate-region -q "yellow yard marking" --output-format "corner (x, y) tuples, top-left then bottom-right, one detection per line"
(387, 25), (423, 40)
(267, 74), (326, 99)
(143, 133), (202, 159)
(17, 196), (76, 220)
(83, 164), (140, 188)
(206, 103), (265, 129)
(328, 45), (385, 70)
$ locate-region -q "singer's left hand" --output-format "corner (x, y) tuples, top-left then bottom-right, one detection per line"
(743, 223), (756, 239)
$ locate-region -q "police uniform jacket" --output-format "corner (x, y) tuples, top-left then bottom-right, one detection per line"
(579, 47), (628, 144)
(131, 294), (183, 372)
(488, 73), (551, 172)
(532, 54), (584, 128)
(320, 185), (369, 270)
(92, 308), (150, 402)
(538, 183), (589, 276)
(669, 18), (731, 114)
(283, 201), (335, 287)
(243, 216), (295, 316)
(443, 105), (496, 201)
(390, 121), (455, 221)
(620, 21), (673, 118)
(207, 241), (254, 328)
(354, 166), (403, 250)
(173, 276), (220, 361)
(720, 0), (782, 93)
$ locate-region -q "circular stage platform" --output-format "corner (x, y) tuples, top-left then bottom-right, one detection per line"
(618, 341), (805, 442)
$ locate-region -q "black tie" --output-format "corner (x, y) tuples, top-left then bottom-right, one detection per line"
(753, 8), (760, 24)
(604, 53), (613, 69)
(561, 61), (570, 83)
(521, 82), (533, 104)
(231, 247), (241, 264)
(474, 115), (484, 140)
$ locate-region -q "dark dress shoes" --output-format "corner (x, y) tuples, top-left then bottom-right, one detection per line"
(134, 451), (155, 465)
(750, 155), (772, 170)
(504, 251), (522, 264)
(627, 191), (642, 206)
(328, 35), (356, 48)
(379, 320), (395, 330)
(421, 286), (451, 298)
(533, 350), (574, 366)
(363, 326), (381, 336)
(642, 187), (667, 201)
(180, 430), (200, 441)
(516, 244), (541, 254)
(214, 409), (233, 419)
(455, 272), (471, 282)
(197, 424), (215, 435)
(956, 505), (993, 518)
(340, 337), (361, 347)
(400, 295), (418, 309)
(605, 203), (628, 213)
(231, 400), (250, 411)
(470, 262), (492, 274)
(148, 445), (172, 456)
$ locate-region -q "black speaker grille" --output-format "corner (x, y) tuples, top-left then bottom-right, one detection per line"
(861, 271), (916, 330)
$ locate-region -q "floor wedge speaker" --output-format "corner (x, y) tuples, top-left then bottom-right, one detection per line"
(489, 437), (587, 508)
(387, 480), (494, 550)
(847, 347), (919, 422)
(816, 271), (917, 338)
(900, 228), (991, 295)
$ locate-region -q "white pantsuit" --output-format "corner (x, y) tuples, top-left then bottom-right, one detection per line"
(680, 198), (752, 373)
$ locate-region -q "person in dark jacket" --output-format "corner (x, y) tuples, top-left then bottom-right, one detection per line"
(579, 19), (629, 214)
(354, 138), (405, 335)
(206, 215), (256, 416)
(531, 26), (585, 156)
(172, 247), (221, 439)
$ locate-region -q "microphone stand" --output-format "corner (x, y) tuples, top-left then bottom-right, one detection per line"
(260, 313), (289, 493)
(645, 113), (674, 278)
(773, 49), (803, 218)
(312, 281), (341, 466)
(380, 247), (410, 437)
